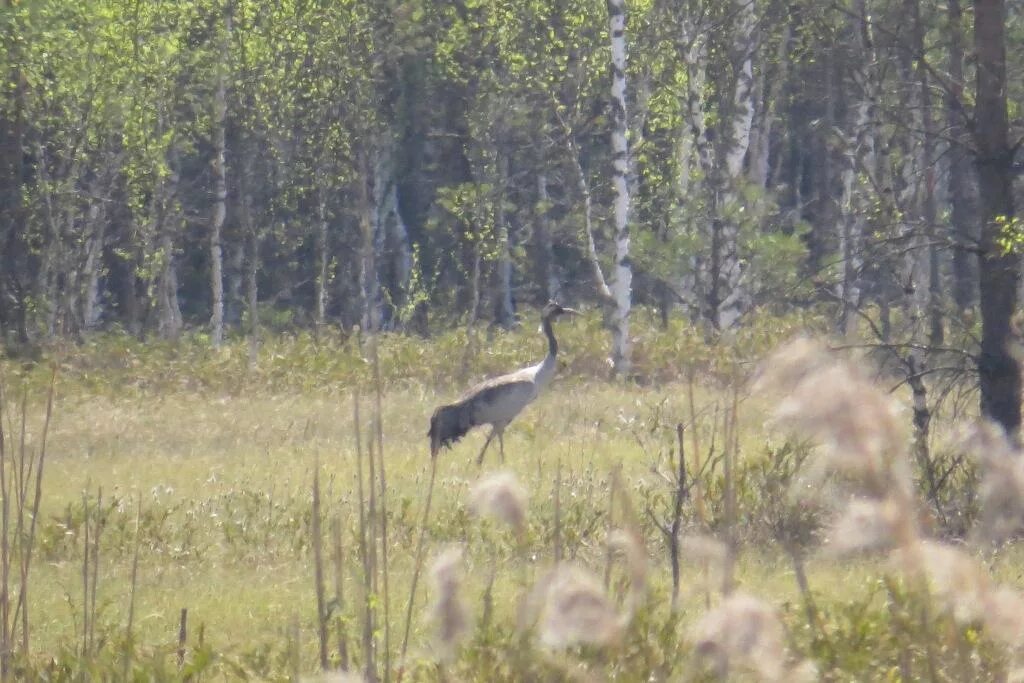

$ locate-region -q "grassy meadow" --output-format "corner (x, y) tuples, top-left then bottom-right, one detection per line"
(3, 310), (1022, 680)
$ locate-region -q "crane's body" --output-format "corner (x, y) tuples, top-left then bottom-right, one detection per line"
(429, 302), (577, 464)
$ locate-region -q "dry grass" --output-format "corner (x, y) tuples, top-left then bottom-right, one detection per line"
(24, 380), (844, 655)
(6, 330), (1024, 679)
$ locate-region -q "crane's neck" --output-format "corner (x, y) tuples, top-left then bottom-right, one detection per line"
(542, 314), (558, 358)
(533, 314), (559, 391)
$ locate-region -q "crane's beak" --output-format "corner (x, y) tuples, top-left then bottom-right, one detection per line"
(560, 307), (580, 317)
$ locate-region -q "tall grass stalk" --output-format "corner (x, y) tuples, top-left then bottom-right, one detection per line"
(331, 515), (350, 670)
(602, 466), (617, 590)
(670, 424), (686, 610)
(177, 607), (188, 669)
(0, 369), (55, 677)
(398, 454), (437, 681)
(311, 463), (329, 669)
(81, 492), (90, 657)
(124, 496), (142, 678)
(686, 372), (705, 522)
(0, 381), (9, 678)
(554, 459), (562, 563)
(89, 488), (102, 654)
(371, 336), (392, 682)
(353, 391), (377, 682)
(722, 383), (740, 595)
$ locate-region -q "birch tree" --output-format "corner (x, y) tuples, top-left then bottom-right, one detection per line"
(605, 0), (633, 376)
(209, 0), (231, 348)
(711, 0), (757, 330)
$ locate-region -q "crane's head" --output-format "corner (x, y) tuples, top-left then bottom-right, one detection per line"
(542, 301), (579, 321)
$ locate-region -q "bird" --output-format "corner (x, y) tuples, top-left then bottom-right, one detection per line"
(428, 301), (579, 465)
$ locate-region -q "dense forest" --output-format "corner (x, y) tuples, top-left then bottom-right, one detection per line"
(0, 0), (1021, 424)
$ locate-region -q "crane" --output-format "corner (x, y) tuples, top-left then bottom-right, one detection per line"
(428, 302), (579, 465)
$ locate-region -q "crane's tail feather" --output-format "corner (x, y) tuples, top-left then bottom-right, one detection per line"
(428, 403), (476, 457)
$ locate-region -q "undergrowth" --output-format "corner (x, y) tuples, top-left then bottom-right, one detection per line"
(0, 312), (1018, 681)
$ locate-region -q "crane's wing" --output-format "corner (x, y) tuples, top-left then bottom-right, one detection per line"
(428, 370), (538, 457)
(461, 377), (537, 427)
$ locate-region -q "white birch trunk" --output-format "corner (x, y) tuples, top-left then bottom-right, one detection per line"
(679, 21), (711, 317)
(360, 181), (375, 333)
(82, 202), (105, 330)
(158, 150), (184, 340)
(607, 0), (632, 377)
(359, 151), (385, 333)
(748, 26), (788, 188)
(680, 20), (712, 180)
(157, 230), (183, 339)
(369, 150), (393, 329)
(380, 165), (411, 322)
(837, 97), (871, 336)
(715, 0), (758, 330)
(209, 3), (230, 348)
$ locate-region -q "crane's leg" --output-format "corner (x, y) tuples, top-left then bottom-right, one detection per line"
(498, 430), (505, 464)
(476, 428), (497, 466)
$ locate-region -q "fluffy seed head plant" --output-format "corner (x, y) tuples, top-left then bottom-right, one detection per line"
(679, 535), (729, 589)
(892, 540), (992, 624)
(892, 540), (1024, 663)
(428, 546), (470, 660)
(693, 592), (811, 682)
(981, 585), (1024, 649)
(469, 471), (528, 535)
(961, 422), (1024, 543)
(303, 674), (366, 683)
(534, 564), (623, 649)
(607, 528), (648, 597)
(755, 338), (911, 500)
(825, 498), (906, 556)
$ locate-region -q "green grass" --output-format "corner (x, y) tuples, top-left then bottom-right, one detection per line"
(1, 313), (1019, 680)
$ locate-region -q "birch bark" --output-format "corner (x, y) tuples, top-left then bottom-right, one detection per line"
(607, 0), (632, 377)
(315, 185), (329, 333)
(714, 0), (757, 330)
(209, 2), (231, 348)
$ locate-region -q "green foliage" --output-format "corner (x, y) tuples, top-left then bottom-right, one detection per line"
(995, 215), (1024, 255)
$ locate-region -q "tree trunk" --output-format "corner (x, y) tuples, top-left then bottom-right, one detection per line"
(240, 167), (259, 363)
(156, 231), (183, 340)
(315, 186), (329, 334)
(713, 0), (758, 330)
(382, 169), (411, 327)
(209, 2), (231, 348)
(493, 153), (515, 328)
(910, 0), (943, 346)
(359, 152), (382, 333)
(679, 18), (711, 321)
(156, 147), (183, 340)
(837, 93), (870, 336)
(607, 0), (632, 377)
(947, 0), (977, 310)
(747, 25), (788, 189)
(82, 202), (105, 331)
(535, 168), (559, 302)
(0, 0), (28, 346)
(973, 0), (1020, 437)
